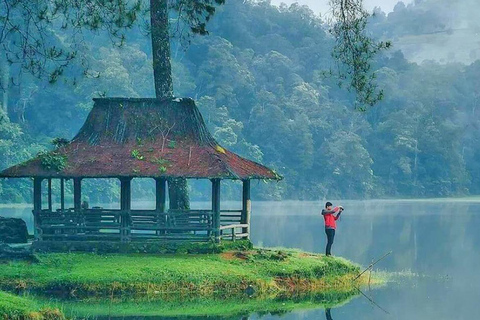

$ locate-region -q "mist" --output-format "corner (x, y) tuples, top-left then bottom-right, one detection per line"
(271, 0), (479, 64)
(378, 0), (480, 64)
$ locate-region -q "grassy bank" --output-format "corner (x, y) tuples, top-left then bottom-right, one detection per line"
(0, 291), (65, 319)
(0, 248), (368, 318)
(0, 249), (363, 298)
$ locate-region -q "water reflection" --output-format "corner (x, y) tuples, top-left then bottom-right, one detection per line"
(44, 291), (359, 319)
(2, 199), (480, 319)
(325, 308), (333, 320)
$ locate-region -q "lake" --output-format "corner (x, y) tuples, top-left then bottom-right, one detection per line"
(1, 199), (479, 319)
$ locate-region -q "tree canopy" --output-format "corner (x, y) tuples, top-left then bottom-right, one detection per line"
(1, 0), (478, 202)
(0, 0), (224, 84)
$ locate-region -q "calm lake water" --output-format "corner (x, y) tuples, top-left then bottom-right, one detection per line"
(1, 200), (479, 319)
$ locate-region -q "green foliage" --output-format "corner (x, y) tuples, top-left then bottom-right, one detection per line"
(250, 249), (290, 261)
(329, 0), (391, 110)
(150, 157), (171, 174)
(131, 149), (144, 160)
(170, 0), (226, 36)
(51, 137), (69, 148)
(167, 140), (176, 149)
(0, 291), (66, 320)
(1, 0), (479, 202)
(0, 0), (225, 84)
(151, 157), (170, 166)
(37, 151), (68, 171)
(0, 286), (359, 318)
(159, 166), (167, 173)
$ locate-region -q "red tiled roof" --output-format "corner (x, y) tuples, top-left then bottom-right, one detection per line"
(0, 98), (281, 180)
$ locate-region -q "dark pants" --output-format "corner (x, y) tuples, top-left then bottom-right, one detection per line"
(325, 228), (335, 256)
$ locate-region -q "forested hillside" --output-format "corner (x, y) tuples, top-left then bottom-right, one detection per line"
(1, 0), (479, 202)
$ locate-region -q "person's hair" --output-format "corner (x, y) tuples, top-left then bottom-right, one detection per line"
(325, 201), (332, 208)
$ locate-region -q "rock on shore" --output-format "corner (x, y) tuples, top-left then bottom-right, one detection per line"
(0, 216), (28, 243)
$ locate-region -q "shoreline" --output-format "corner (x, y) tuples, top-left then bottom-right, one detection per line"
(4, 195), (480, 210)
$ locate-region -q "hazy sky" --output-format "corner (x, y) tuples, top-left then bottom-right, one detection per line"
(270, 0), (414, 15)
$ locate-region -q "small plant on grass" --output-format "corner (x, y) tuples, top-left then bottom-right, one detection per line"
(150, 157), (170, 166)
(151, 156), (171, 173)
(159, 166), (167, 173)
(131, 149), (144, 160)
(167, 140), (176, 149)
(252, 249), (290, 261)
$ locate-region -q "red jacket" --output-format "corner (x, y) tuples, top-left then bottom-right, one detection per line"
(322, 206), (341, 229)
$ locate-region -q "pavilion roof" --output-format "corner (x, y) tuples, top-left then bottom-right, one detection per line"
(0, 98), (281, 180)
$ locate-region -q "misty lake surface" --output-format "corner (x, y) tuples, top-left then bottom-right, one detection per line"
(2, 199), (479, 319)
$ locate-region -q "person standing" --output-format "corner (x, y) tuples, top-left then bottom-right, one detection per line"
(322, 201), (344, 256)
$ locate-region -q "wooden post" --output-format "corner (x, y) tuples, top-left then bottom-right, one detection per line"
(241, 180), (251, 239)
(155, 178), (166, 213)
(155, 178), (166, 236)
(120, 178), (132, 242)
(212, 179), (221, 243)
(33, 178), (42, 240)
(73, 178), (82, 212)
(60, 178), (65, 211)
(47, 178), (52, 212)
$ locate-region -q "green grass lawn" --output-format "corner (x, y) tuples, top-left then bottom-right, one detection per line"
(0, 249), (361, 297)
(0, 291), (65, 319)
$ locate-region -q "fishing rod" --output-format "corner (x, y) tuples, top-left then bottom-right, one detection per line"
(354, 251), (392, 281)
(356, 287), (391, 315)
(351, 251), (393, 315)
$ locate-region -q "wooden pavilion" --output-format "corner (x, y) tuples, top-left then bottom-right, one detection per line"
(0, 98), (280, 244)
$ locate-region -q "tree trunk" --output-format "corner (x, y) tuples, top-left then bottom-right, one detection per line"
(168, 178), (190, 210)
(150, 0), (173, 98)
(151, 0), (189, 210)
(1, 52), (9, 112)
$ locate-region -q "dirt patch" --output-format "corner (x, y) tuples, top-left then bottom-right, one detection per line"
(220, 252), (236, 260)
(220, 251), (250, 261)
(299, 253), (319, 259)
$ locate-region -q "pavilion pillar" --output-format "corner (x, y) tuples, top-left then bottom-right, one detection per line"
(33, 178), (42, 240)
(60, 178), (65, 211)
(155, 178), (166, 236)
(120, 178), (132, 242)
(155, 178), (166, 213)
(212, 179), (221, 243)
(241, 179), (251, 239)
(47, 178), (52, 212)
(73, 178), (82, 212)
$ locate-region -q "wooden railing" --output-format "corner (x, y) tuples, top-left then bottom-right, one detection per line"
(219, 224), (249, 241)
(218, 209), (248, 241)
(35, 208), (214, 242)
(220, 209), (242, 225)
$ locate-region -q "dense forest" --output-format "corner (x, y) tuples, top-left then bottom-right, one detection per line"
(1, 0), (479, 202)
